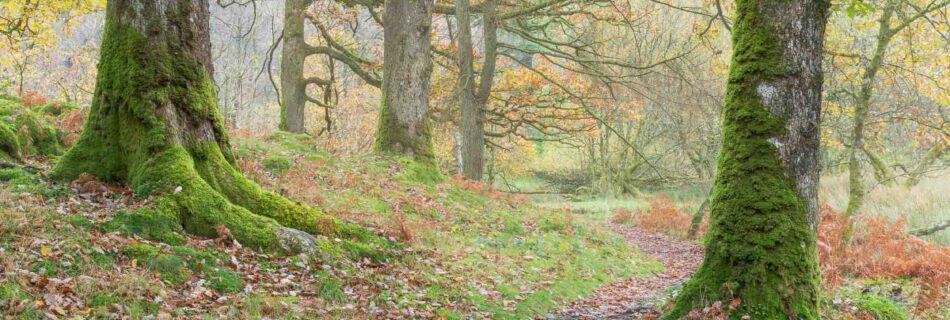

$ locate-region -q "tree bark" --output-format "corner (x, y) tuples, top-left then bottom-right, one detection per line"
(456, 0), (480, 180)
(53, 0), (381, 256)
(846, 3), (895, 216)
(456, 0), (497, 181)
(375, 0), (436, 162)
(904, 141), (945, 187)
(665, 0), (829, 318)
(279, 0), (309, 133)
(864, 146), (896, 186)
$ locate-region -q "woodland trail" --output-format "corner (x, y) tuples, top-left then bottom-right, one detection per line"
(553, 224), (704, 319)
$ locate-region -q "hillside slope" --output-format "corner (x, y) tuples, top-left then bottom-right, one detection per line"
(0, 118), (655, 319)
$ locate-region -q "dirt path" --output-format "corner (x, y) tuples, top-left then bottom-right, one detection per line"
(553, 224), (704, 319)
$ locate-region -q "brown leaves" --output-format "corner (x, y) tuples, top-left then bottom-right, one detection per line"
(818, 205), (950, 311)
(635, 195), (695, 239)
(557, 224), (703, 318)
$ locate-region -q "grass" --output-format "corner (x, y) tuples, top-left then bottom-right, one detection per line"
(819, 171), (950, 244)
(0, 132), (654, 319)
(232, 132), (657, 319)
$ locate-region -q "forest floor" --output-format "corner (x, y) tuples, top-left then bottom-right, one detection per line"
(0, 97), (946, 319)
(0, 128), (657, 319)
(554, 224), (703, 319)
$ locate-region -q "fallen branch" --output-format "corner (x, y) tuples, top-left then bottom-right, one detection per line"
(910, 219), (950, 237)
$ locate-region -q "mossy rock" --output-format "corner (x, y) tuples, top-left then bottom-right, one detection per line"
(0, 97), (69, 159)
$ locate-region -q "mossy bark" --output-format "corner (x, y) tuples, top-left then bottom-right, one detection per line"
(52, 0), (376, 254)
(279, 0), (309, 134)
(845, 3), (896, 216)
(664, 0), (829, 318)
(374, 0), (436, 162)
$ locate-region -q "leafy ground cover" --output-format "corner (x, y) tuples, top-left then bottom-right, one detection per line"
(0, 127), (655, 319)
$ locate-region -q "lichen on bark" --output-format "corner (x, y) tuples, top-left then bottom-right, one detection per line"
(664, 0), (828, 318)
(52, 0), (384, 256)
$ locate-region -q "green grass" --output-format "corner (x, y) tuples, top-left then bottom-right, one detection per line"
(0, 131), (655, 319)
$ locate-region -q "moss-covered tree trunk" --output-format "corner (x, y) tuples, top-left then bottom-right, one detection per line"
(375, 0), (435, 162)
(846, 3), (896, 216)
(279, 0), (310, 134)
(665, 0), (829, 318)
(53, 0), (377, 255)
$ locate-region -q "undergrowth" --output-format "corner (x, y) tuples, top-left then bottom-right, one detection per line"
(818, 205), (949, 315)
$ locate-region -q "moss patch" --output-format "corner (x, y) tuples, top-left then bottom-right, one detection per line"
(104, 208), (187, 245)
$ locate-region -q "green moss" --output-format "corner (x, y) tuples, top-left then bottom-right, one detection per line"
(0, 168), (28, 181)
(39, 103), (78, 116)
(150, 254), (189, 284)
(398, 157), (445, 185)
(374, 89), (437, 163)
(0, 123), (20, 162)
(0, 97), (68, 159)
(263, 155), (293, 176)
(170, 245), (223, 272)
(125, 244), (160, 260)
(104, 208), (187, 245)
(663, 0), (822, 318)
(0, 167), (69, 199)
(124, 244), (190, 284)
(854, 294), (909, 320)
(50, 16), (385, 254)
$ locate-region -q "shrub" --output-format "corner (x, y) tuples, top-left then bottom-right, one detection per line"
(611, 208), (634, 225)
(636, 195), (691, 238)
(818, 205), (950, 311)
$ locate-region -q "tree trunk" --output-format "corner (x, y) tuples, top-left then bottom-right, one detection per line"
(904, 141), (945, 187)
(456, 0), (497, 181)
(665, 0), (829, 318)
(279, 0), (309, 133)
(687, 187), (712, 240)
(846, 4), (895, 216)
(456, 0), (480, 180)
(864, 146), (896, 186)
(375, 0), (435, 162)
(53, 0), (380, 255)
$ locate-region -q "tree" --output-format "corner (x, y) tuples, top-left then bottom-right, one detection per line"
(455, 0), (497, 180)
(53, 0), (380, 255)
(665, 0), (830, 318)
(279, 0), (310, 133)
(838, 0), (949, 215)
(375, 0), (435, 161)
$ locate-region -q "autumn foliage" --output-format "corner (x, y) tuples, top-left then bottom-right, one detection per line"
(817, 205), (949, 310)
(627, 195), (693, 238)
